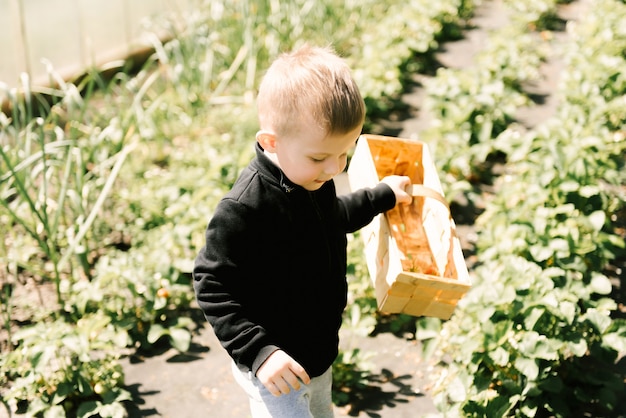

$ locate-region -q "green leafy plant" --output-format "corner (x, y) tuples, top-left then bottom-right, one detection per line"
(503, 0), (563, 31)
(65, 248), (195, 352)
(1, 314), (130, 417)
(331, 348), (374, 406)
(417, 0), (626, 415)
(0, 71), (137, 308)
(423, 66), (529, 181)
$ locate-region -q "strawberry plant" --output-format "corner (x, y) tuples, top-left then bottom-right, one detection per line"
(420, 19), (552, 187)
(417, 0), (626, 415)
(504, 0), (561, 30)
(1, 314), (130, 417)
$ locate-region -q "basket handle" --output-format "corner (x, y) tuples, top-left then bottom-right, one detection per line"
(409, 184), (456, 277)
(410, 184), (450, 214)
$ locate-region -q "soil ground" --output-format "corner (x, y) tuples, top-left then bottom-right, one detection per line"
(120, 1), (586, 417)
(123, 319), (439, 418)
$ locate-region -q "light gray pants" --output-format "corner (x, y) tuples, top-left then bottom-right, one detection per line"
(231, 362), (334, 418)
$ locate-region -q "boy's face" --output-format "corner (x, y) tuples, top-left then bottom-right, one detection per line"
(259, 114), (362, 191)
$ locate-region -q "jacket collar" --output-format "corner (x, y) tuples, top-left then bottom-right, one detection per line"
(252, 142), (300, 193)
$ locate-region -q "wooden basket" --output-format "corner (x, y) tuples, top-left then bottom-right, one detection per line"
(347, 134), (471, 320)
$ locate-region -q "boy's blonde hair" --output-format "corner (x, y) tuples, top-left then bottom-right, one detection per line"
(257, 44), (365, 138)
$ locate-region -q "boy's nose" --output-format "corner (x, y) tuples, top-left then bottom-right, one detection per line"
(324, 159), (343, 177)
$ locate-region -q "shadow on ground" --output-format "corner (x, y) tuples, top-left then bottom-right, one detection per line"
(124, 384), (160, 418)
(123, 339), (212, 418)
(336, 368), (426, 418)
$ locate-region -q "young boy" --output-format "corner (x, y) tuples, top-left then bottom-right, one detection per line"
(193, 44), (411, 417)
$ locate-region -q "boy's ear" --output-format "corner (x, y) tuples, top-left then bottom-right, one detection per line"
(256, 130), (277, 152)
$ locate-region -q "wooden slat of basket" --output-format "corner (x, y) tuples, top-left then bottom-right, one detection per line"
(388, 204), (434, 272)
(368, 136), (424, 182)
(408, 185), (452, 275)
(382, 272), (470, 319)
(395, 271), (470, 292)
(382, 291), (459, 319)
(363, 216), (403, 304)
(404, 298), (457, 319)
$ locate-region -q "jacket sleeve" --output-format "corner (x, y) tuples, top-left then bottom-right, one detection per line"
(193, 197), (278, 374)
(336, 182), (396, 233)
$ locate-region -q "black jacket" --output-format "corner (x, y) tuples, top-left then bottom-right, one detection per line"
(193, 143), (396, 377)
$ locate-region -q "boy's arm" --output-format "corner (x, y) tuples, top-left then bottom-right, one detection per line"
(337, 175), (411, 232)
(193, 198), (276, 375)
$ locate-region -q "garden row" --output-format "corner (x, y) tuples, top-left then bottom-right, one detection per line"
(411, 0), (626, 416)
(0, 0), (472, 416)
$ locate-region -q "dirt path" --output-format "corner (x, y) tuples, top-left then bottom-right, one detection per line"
(121, 1), (582, 417)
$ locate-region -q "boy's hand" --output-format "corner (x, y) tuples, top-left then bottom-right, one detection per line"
(256, 350), (311, 397)
(381, 175), (412, 205)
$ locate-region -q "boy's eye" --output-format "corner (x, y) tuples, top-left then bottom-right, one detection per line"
(310, 157), (326, 163)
